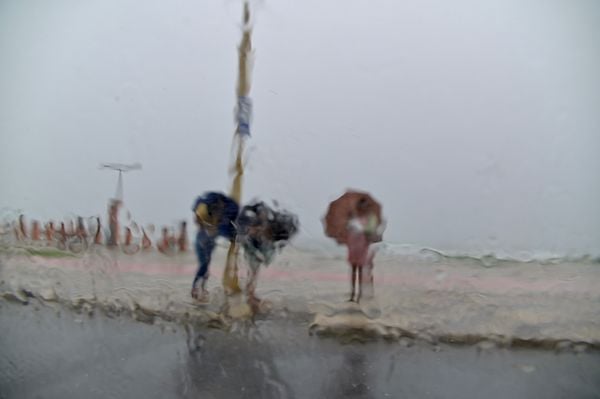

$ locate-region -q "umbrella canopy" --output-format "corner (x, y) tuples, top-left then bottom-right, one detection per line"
(236, 201), (299, 265)
(324, 190), (383, 245)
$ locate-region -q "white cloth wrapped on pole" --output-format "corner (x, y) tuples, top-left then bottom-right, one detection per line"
(236, 96), (252, 136)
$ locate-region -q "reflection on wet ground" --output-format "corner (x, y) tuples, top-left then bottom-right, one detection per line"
(1, 300), (599, 399)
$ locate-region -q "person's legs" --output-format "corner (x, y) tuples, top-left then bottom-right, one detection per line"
(192, 229), (215, 299)
(350, 264), (357, 302)
(357, 266), (363, 303)
(245, 255), (261, 302)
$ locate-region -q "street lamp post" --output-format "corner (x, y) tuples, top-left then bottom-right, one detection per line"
(100, 163), (141, 246)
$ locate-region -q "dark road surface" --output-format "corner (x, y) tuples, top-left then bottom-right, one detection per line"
(1, 300), (599, 399)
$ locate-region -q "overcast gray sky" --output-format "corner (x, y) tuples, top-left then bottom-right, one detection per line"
(1, 0), (599, 256)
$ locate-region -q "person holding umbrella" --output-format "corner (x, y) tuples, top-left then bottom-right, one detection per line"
(236, 201), (299, 305)
(324, 191), (385, 303)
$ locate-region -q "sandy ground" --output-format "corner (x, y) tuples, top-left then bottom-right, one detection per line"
(1, 245), (599, 346)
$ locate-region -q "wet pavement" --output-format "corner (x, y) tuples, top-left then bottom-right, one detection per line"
(1, 300), (599, 399)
